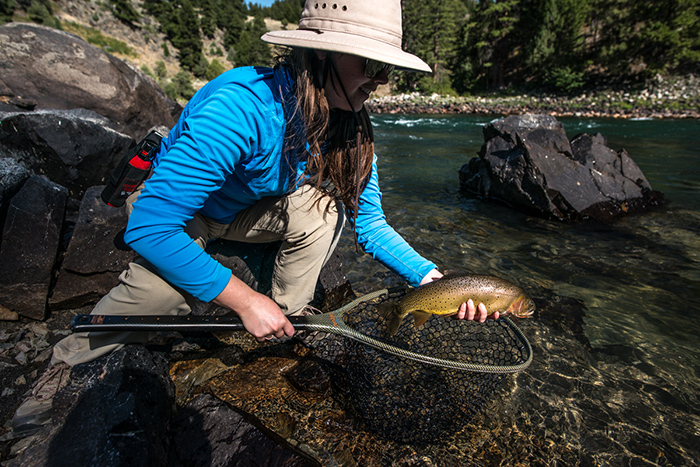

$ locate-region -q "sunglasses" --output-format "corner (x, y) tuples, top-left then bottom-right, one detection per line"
(364, 59), (395, 79)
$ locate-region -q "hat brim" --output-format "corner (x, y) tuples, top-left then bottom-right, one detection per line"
(262, 29), (432, 73)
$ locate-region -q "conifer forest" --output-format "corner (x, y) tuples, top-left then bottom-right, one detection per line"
(2, 0), (699, 96)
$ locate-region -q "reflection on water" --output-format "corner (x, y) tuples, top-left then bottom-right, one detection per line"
(333, 115), (700, 465)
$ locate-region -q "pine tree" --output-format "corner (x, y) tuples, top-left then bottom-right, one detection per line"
(1, 0), (15, 23)
(400, 0), (468, 94)
(199, 0), (217, 39)
(588, 0), (637, 76)
(232, 15), (272, 67)
(459, 0), (519, 90)
(142, 0), (173, 19)
(269, 0), (304, 25)
(220, 0), (247, 51)
(109, 0), (140, 26)
(635, 0), (700, 74)
(161, 0), (204, 71)
(523, 0), (589, 91)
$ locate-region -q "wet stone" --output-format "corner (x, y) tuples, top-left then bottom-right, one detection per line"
(6, 344), (175, 467)
(0, 305), (18, 321)
(284, 357), (332, 395)
(168, 393), (321, 467)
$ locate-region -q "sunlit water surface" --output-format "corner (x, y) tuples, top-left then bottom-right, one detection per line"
(332, 114), (700, 465)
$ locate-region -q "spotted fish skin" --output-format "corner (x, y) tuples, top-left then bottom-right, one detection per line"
(378, 273), (535, 336)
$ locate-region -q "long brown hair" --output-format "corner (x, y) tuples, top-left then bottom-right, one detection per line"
(279, 48), (375, 220)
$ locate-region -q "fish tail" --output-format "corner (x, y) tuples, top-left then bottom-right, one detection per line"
(377, 302), (403, 337)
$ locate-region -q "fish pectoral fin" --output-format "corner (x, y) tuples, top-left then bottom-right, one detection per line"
(378, 302), (403, 336)
(411, 311), (432, 328)
(377, 302), (395, 320)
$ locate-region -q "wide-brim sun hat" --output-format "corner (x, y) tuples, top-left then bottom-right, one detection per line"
(261, 0), (432, 73)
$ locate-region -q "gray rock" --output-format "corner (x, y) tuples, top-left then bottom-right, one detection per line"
(0, 109), (133, 197)
(459, 114), (663, 221)
(0, 157), (32, 247)
(49, 185), (135, 310)
(0, 175), (67, 320)
(0, 158), (31, 207)
(0, 22), (180, 139)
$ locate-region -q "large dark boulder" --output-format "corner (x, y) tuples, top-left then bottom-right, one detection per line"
(0, 157), (31, 243)
(0, 175), (67, 320)
(459, 114), (663, 221)
(0, 22), (180, 139)
(6, 345), (175, 467)
(0, 109), (133, 197)
(49, 185), (135, 310)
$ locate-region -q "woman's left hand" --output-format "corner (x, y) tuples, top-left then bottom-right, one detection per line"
(419, 269), (500, 323)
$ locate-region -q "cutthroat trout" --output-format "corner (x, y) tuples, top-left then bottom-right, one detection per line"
(378, 273), (535, 336)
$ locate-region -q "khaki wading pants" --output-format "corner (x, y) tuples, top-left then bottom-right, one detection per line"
(52, 185), (345, 367)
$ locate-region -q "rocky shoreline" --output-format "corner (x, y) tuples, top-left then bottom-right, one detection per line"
(367, 75), (700, 119)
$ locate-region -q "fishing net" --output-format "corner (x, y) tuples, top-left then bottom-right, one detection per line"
(314, 288), (532, 445)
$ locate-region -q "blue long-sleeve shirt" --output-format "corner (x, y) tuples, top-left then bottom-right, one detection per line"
(124, 65), (436, 302)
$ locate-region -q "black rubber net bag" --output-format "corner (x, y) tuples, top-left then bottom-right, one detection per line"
(314, 288), (532, 445)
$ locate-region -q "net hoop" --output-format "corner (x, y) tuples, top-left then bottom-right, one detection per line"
(313, 289), (533, 374)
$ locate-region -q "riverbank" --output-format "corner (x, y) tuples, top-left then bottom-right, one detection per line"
(367, 75), (700, 119)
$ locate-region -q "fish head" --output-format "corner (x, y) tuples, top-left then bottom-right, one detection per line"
(508, 294), (536, 318)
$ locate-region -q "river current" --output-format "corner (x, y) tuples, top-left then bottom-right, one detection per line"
(332, 114), (700, 465)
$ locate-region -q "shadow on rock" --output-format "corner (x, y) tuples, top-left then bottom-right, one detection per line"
(168, 393), (321, 467)
(7, 345), (174, 467)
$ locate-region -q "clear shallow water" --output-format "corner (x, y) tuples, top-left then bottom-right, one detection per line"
(336, 114), (700, 465)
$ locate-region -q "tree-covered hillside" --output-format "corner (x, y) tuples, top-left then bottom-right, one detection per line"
(401, 0), (699, 94)
(2, 0), (699, 97)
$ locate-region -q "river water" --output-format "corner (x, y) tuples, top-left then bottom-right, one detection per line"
(330, 114), (700, 466)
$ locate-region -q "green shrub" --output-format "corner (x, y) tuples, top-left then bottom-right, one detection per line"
(155, 60), (167, 79)
(164, 70), (195, 101)
(62, 21), (137, 57)
(193, 56), (209, 79)
(141, 64), (154, 78)
(108, 0), (139, 25)
(28, 0), (59, 28)
(205, 59), (225, 81)
(546, 67), (585, 94)
(209, 44), (223, 56)
(1, 0), (15, 23)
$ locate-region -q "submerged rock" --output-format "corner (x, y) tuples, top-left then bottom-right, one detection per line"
(169, 393), (321, 467)
(459, 114), (664, 221)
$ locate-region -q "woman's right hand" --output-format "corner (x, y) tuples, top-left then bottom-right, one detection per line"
(213, 274), (294, 342)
